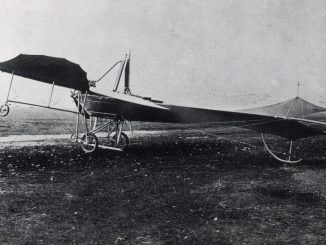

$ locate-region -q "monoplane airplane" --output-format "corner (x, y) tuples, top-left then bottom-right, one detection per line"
(0, 53), (326, 164)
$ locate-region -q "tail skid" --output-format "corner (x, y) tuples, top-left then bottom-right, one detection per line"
(261, 134), (302, 164)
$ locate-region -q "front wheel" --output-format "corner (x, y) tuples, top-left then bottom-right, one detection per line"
(81, 133), (98, 153)
(70, 134), (78, 143)
(108, 132), (129, 150)
(0, 103), (9, 117)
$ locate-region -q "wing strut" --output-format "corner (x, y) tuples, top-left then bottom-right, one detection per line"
(6, 71), (14, 102)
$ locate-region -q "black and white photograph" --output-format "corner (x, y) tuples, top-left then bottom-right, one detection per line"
(0, 0), (325, 244)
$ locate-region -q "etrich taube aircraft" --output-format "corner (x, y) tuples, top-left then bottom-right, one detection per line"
(0, 52), (325, 164)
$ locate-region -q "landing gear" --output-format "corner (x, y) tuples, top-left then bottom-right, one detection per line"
(0, 103), (9, 117)
(262, 134), (302, 164)
(73, 114), (130, 153)
(71, 91), (130, 154)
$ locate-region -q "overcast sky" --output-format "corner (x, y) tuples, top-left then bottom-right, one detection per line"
(0, 0), (326, 110)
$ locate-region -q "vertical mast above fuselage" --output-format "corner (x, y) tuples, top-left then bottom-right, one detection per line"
(124, 51), (131, 94)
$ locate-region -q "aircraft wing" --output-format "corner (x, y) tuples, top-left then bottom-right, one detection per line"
(164, 104), (326, 140)
(238, 96), (326, 140)
(240, 118), (325, 140)
(240, 96), (326, 118)
(0, 54), (89, 92)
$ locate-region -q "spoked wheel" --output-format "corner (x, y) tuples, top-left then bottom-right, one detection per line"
(262, 134), (302, 164)
(81, 133), (98, 153)
(0, 103), (9, 117)
(108, 132), (129, 150)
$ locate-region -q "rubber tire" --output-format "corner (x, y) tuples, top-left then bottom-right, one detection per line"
(81, 133), (98, 153)
(0, 104), (9, 117)
(109, 132), (129, 150)
(70, 134), (78, 143)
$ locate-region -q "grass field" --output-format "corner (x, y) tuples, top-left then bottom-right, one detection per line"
(0, 108), (326, 244)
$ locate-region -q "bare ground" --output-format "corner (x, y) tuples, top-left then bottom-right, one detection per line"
(0, 128), (326, 244)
